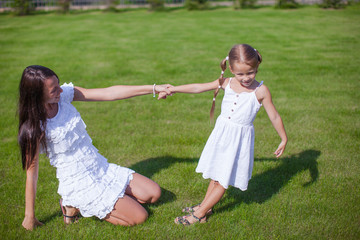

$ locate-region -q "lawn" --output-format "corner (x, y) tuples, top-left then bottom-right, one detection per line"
(0, 4), (359, 239)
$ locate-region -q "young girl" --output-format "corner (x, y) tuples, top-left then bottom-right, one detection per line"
(18, 65), (172, 230)
(169, 44), (288, 225)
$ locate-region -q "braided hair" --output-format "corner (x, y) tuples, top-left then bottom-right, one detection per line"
(210, 44), (262, 120)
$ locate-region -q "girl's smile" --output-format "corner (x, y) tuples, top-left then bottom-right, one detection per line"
(229, 62), (258, 88)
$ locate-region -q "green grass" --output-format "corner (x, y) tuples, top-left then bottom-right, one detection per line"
(1, 4), (359, 239)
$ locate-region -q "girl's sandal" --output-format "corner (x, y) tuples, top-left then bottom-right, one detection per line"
(174, 213), (207, 226)
(182, 204), (214, 216)
(59, 199), (80, 224)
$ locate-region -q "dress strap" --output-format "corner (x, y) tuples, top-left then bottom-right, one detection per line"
(254, 81), (263, 92)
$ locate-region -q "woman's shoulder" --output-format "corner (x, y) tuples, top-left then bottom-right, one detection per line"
(60, 82), (75, 103)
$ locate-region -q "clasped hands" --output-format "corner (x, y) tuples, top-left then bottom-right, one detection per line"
(154, 84), (174, 100)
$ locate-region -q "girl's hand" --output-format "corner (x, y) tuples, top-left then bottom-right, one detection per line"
(155, 84), (173, 95)
(155, 84), (173, 100)
(157, 91), (169, 99)
(22, 216), (43, 231)
(274, 141), (287, 158)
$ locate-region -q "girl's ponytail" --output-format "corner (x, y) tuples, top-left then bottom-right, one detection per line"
(254, 48), (262, 65)
(210, 56), (228, 120)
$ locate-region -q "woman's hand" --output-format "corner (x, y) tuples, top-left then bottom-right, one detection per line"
(155, 84), (172, 94)
(22, 216), (43, 231)
(155, 84), (173, 100)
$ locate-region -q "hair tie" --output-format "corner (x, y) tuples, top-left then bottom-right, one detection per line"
(213, 98), (216, 101)
(225, 56), (229, 61)
(254, 48), (257, 52)
(221, 71), (224, 75)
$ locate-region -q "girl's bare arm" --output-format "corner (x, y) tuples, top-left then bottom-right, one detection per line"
(168, 79), (222, 94)
(259, 85), (288, 158)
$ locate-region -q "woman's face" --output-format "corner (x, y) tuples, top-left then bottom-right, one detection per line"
(43, 76), (62, 104)
(230, 61), (258, 87)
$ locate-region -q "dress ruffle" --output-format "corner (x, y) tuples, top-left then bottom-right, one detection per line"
(43, 83), (135, 219)
(60, 162), (134, 219)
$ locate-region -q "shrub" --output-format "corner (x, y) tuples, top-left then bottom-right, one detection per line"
(276, 0), (299, 9)
(320, 0), (346, 8)
(12, 0), (33, 15)
(58, 0), (72, 13)
(148, 0), (165, 11)
(234, 0), (257, 9)
(185, 0), (209, 10)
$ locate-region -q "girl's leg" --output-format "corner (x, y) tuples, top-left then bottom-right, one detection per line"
(125, 173), (161, 204)
(196, 181), (225, 217)
(176, 181), (226, 224)
(104, 195), (148, 226)
(184, 180), (217, 212)
(202, 180), (218, 204)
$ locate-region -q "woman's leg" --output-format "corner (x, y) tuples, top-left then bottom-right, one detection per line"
(125, 173), (161, 204)
(104, 195), (148, 226)
(105, 173), (160, 226)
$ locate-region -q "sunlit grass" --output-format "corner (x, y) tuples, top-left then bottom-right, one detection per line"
(0, 4), (359, 239)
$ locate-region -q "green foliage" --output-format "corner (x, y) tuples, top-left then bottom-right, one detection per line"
(58, 0), (72, 13)
(320, 0), (346, 8)
(1, 5), (360, 239)
(185, 0), (209, 10)
(276, 0), (299, 9)
(234, 0), (257, 9)
(148, 0), (165, 11)
(12, 0), (33, 15)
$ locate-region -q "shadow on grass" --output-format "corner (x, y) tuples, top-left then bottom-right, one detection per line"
(129, 156), (198, 207)
(128, 150), (319, 214)
(48, 149), (318, 222)
(216, 149), (320, 213)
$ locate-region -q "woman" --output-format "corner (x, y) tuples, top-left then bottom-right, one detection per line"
(19, 65), (171, 230)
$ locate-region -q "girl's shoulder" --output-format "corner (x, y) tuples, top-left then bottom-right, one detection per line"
(221, 78), (231, 89)
(255, 82), (271, 101)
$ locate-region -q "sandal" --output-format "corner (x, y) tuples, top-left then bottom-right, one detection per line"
(59, 199), (80, 224)
(182, 204), (213, 215)
(174, 213), (207, 225)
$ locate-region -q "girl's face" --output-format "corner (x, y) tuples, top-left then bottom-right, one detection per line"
(43, 76), (62, 104)
(230, 62), (258, 87)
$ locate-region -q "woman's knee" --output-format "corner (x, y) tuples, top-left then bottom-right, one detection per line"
(125, 207), (148, 225)
(149, 182), (161, 203)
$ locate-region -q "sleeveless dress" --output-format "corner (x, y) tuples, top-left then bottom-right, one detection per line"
(41, 83), (135, 219)
(196, 78), (263, 190)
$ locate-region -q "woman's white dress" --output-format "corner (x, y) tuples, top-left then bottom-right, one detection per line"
(41, 83), (135, 219)
(196, 79), (263, 190)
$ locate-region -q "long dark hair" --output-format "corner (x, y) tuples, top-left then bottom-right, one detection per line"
(18, 65), (59, 170)
(210, 44), (262, 120)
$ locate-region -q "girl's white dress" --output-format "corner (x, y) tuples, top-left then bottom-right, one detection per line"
(196, 78), (263, 190)
(41, 83), (135, 219)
